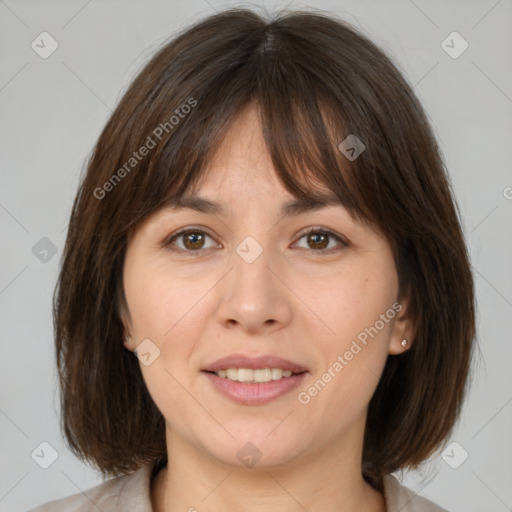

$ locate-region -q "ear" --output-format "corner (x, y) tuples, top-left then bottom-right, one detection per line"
(121, 324), (137, 352)
(388, 298), (416, 355)
(122, 333), (137, 352)
(118, 292), (136, 352)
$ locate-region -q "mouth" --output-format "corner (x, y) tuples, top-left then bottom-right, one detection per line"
(201, 354), (309, 405)
(202, 369), (308, 405)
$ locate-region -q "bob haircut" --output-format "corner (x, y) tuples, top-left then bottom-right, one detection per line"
(54, 7), (475, 488)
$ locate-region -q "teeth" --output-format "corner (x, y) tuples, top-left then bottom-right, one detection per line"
(215, 368), (293, 383)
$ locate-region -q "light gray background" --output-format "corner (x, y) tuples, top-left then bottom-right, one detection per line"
(1, 0), (511, 511)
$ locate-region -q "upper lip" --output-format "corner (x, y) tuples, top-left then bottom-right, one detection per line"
(202, 354), (308, 373)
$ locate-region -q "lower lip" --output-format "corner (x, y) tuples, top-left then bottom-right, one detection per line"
(202, 371), (308, 405)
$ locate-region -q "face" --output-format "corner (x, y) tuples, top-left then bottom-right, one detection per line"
(122, 104), (413, 470)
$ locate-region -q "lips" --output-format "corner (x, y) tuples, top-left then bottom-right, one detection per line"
(202, 354), (309, 373)
(202, 354), (309, 405)
(203, 371), (308, 405)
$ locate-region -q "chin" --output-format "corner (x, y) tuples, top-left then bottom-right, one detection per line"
(196, 426), (309, 470)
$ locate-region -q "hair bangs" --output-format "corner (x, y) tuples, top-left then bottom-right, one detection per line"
(134, 37), (378, 238)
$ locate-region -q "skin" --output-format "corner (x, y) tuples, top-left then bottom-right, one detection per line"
(122, 103), (414, 512)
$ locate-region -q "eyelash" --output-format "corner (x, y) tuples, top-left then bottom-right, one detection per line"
(164, 226), (349, 257)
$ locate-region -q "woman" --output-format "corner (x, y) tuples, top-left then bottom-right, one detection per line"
(31, 7), (475, 511)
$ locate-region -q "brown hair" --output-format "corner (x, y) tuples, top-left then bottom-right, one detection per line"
(54, 7), (475, 487)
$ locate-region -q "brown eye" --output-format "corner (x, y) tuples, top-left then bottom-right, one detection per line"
(295, 228), (348, 254)
(165, 226), (347, 256)
(306, 232), (329, 250)
(182, 232), (205, 250)
(166, 229), (217, 254)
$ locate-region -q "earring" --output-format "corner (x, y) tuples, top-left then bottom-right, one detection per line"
(401, 339), (408, 347)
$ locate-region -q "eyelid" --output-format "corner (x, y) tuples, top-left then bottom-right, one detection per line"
(295, 225), (346, 240)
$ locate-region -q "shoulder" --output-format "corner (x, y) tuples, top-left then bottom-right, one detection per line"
(383, 475), (449, 512)
(28, 463), (154, 512)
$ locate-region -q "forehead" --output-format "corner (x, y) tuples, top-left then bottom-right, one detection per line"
(196, 104), (273, 186)
(178, 104), (338, 207)
(146, 101), (373, 233)
(156, 100), (373, 228)
(162, 190), (345, 218)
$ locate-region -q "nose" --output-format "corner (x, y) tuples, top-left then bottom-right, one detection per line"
(215, 244), (293, 336)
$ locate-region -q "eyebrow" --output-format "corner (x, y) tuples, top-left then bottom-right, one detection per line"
(163, 192), (343, 217)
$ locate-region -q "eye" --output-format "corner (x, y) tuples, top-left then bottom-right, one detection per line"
(164, 226), (348, 256)
(293, 227), (348, 254)
(165, 227), (219, 255)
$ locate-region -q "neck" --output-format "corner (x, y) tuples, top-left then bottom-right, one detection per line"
(151, 421), (385, 512)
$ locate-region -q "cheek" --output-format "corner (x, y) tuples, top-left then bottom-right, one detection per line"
(123, 254), (200, 339)
(122, 257), (204, 419)
(299, 253), (399, 405)
(304, 258), (399, 345)
(123, 254), (215, 384)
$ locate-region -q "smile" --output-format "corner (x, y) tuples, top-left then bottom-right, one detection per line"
(203, 370), (308, 405)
